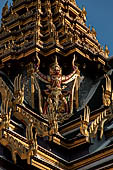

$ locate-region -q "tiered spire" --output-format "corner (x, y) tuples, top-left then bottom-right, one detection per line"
(0, 0), (109, 68)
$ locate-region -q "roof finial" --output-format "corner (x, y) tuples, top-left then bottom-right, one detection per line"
(104, 45), (109, 58)
(82, 6), (87, 22)
(70, 0), (76, 5)
(2, 1), (8, 16)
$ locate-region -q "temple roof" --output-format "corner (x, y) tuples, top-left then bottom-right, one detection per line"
(0, 0), (110, 70)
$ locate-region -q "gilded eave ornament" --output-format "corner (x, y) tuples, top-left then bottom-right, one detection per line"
(80, 75), (113, 142)
(102, 74), (111, 107)
(80, 106), (109, 142)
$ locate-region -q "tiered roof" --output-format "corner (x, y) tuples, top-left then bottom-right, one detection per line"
(0, 0), (110, 67)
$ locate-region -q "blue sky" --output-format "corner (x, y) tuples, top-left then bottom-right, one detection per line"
(0, 0), (113, 56)
(76, 0), (113, 56)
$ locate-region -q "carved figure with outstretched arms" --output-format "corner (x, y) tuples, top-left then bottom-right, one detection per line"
(33, 55), (80, 124)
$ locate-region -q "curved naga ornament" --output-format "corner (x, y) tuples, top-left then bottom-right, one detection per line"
(80, 105), (110, 142)
(33, 55), (80, 126)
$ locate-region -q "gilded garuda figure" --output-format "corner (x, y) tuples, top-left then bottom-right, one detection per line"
(33, 55), (80, 124)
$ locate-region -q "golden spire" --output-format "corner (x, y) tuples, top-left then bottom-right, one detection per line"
(82, 7), (87, 22)
(2, 1), (8, 16)
(104, 45), (109, 58)
(91, 27), (96, 38)
(70, 0), (76, 5)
